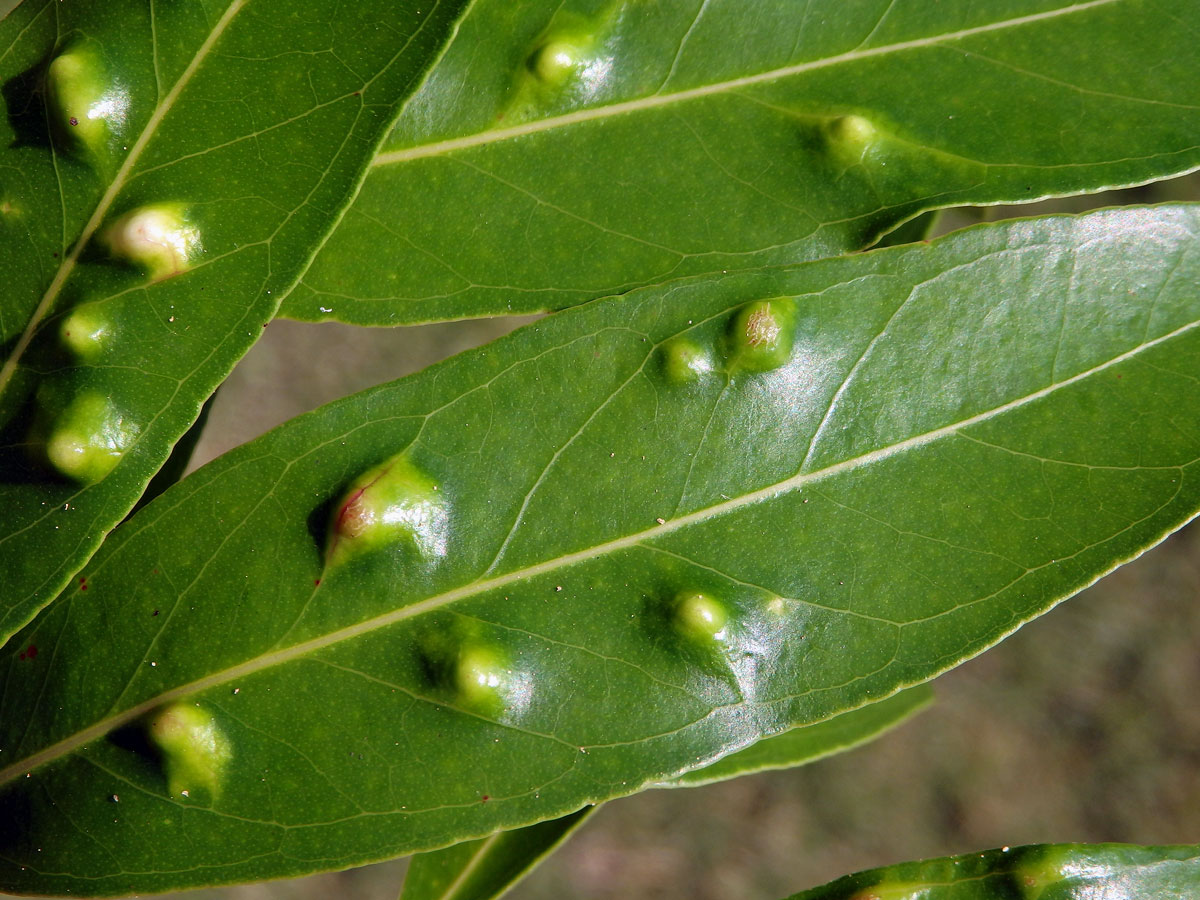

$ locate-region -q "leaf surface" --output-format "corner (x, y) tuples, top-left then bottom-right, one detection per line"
(0, 0), (467, 641)
(281, 0), (1200, 325)
(782, 843), (1200, 900)
(661, 684), (931, 788)
(399, 687), (929, 900)
(3, 206), (1200, 893)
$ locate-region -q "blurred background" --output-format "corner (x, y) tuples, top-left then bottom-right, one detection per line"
(157, 173), (1200, 900)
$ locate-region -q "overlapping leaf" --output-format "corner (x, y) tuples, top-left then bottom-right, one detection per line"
(3, 206), (1200, 894)
(0, 0), (467, 641)
(400, 808), (594, 900)
(782, 843), (1200, 900)
(282, 0), (1200, 325)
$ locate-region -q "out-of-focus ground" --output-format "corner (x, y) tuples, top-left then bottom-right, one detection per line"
(166, 174), (1200, 900)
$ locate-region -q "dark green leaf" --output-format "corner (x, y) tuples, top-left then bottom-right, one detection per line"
(782, 843), (1200, 900)
(0, 0), (467, 642)
(400, 807), (593, 900)
(398, 688), (928, 900)
(281, 0), (1200, 325)
(662, 685), (931, 788)
(2, 205), (1199, 893)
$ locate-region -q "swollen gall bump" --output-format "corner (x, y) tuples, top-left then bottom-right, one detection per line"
(103, 203), (202, 280)
(147, 703), (233, 801)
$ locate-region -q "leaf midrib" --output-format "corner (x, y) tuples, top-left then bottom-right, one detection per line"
(0, 0), (248, 400)
(3, 309), (1193, 788)
(433, 834), (498, 900)
(372, 0), (1124, 167)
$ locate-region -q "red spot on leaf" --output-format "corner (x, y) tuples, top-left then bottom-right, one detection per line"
(19, 644), (37, 661)
(79, 576), (87, 591)
(152, 609), (159, 616)
(314, 578), (321, 587)
(68, 116), (78, 126)
(480, 795), (489, 803)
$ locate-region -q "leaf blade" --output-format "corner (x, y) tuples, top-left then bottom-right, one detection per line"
(398, 688), (929, 900)
(282, 0), (1200, 325)
(2, 205), (1200, 892)
(0, 0), (469, 641)
(661, 685), (932, 789)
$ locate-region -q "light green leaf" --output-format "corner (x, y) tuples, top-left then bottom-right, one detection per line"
(661, 685), (931, 788)
(400, 688), (929, 900)
(400, 807), (593, 900)
(281, 0), (1200, 325)
(0, 0), (468, 642)
(2, 205), (1199, 894)
(781, 843), (1200, 900)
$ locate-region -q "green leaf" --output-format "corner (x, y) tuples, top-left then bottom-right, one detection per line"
(0, 0), (468, 642)
(661, 685), (931, 789)
(874, 211), (941, 250)
(399, 688), (929, 900)
(3, 205), (1200, 894)
(400, 807), (593, 900)
(280, 0), (1200, 325)
(781, 843), (1200, 900)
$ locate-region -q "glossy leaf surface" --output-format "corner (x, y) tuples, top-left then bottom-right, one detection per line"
(400, 807), (593, 900)
(400, 687), (929, 900)
(282, 0), (1200, 325)
(0, 0), (467, 641)
(662, 684), (930, 788)
(3, 206), (1200, 893)
(782, 843), (1200, 900)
